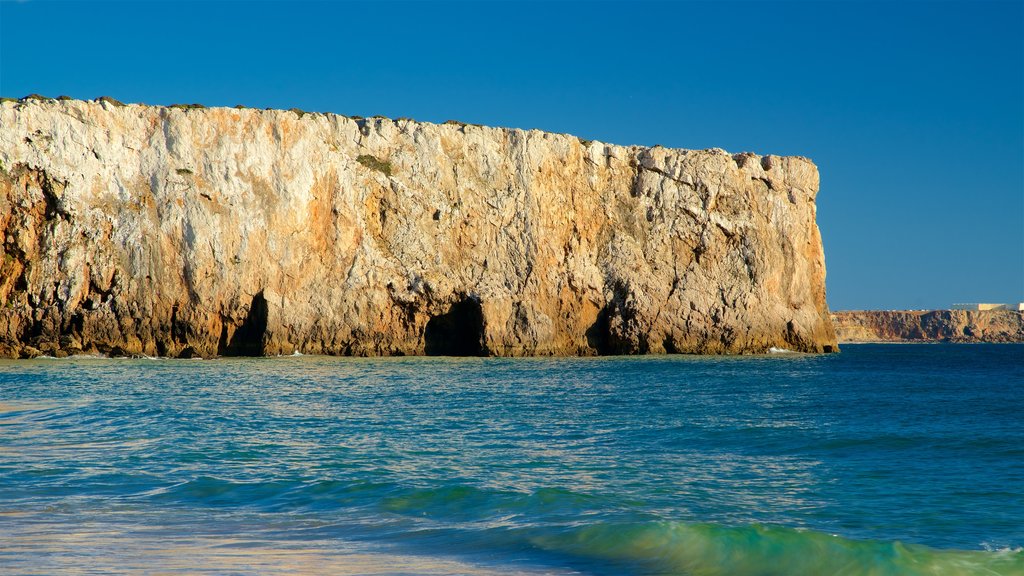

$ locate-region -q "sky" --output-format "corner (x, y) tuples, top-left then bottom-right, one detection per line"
(1, 0), (1021, 310)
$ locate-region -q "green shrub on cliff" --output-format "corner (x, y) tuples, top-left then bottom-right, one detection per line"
(96, 96), (125, 106)
(169, 103), (206, 110)
(356, 154), (392, 177)
(444, 119), (482, 128)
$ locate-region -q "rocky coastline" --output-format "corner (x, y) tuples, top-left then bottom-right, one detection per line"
(1, 97), (837, 358)
(832, 310), (1024, 343)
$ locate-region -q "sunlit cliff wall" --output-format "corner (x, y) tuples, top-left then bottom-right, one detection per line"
(0, 98), (836, 357)
(832, 310), (1023, 343)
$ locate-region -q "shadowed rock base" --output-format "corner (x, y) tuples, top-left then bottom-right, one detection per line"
(424, 297), (487, 356)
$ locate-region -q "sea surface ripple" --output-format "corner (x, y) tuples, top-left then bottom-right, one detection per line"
(1, 344), (1021, 575)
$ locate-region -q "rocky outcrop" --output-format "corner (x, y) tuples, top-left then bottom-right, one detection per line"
(832, 310), (1024, 343)
(0, 98), (837, 358)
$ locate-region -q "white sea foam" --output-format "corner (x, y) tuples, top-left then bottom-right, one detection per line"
(981, 542), (1023, 554)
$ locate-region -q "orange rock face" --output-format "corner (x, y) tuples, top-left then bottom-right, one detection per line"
(1, 99), (837, 357)
(832, 310), (1024, 343)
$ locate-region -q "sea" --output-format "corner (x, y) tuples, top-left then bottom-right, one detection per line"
(1, 344), (1021, 575)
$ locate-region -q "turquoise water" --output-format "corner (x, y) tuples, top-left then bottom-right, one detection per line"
(1, 344), (1022, 575)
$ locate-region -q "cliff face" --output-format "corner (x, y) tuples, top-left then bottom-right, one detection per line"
(0, 98), (836, 358)
(832, 310), (1024, 343)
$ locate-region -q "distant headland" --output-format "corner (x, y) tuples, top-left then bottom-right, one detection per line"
(1, 96), (837, 357)
(832, 309), (1024, 343)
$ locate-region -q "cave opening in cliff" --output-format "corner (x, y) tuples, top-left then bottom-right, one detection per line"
(585, 305), (614, 355)
(424, 296), (486, 356)
(219, 291), (269, 356)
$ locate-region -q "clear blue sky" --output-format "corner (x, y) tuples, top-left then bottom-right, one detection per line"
(1, 0), (1021, 310)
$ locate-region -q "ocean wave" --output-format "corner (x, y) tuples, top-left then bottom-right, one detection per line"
(529, 521), (1024, 576)
(138, 478), (1024, 575)
(148, 477), (601, 519)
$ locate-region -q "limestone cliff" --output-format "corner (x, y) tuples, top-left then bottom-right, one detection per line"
(0, 98), (837, 357)
(832, 310), (1024, 343)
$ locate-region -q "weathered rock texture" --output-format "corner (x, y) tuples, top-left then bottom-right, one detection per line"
(832, 310), (1024, 343)
(0, 98), (837, 358)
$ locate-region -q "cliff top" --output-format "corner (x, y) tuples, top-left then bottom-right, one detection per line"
(0, 94), (813, 165)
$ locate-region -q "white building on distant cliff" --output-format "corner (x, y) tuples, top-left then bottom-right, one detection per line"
(951, 303), (1024, 311)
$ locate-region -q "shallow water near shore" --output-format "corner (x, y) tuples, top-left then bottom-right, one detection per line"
(1, 345), (1022, 575)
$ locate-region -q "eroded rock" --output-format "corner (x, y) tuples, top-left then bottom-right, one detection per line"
(832, 310), (1024, 343)
(0, 98), (837, 357)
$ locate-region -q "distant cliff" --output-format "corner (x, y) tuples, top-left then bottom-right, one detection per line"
(0, 98), (836, 357)
(832, 310), (1024, 343)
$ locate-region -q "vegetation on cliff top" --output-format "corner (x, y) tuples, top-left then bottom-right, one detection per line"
(97, 96), (126, 107)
